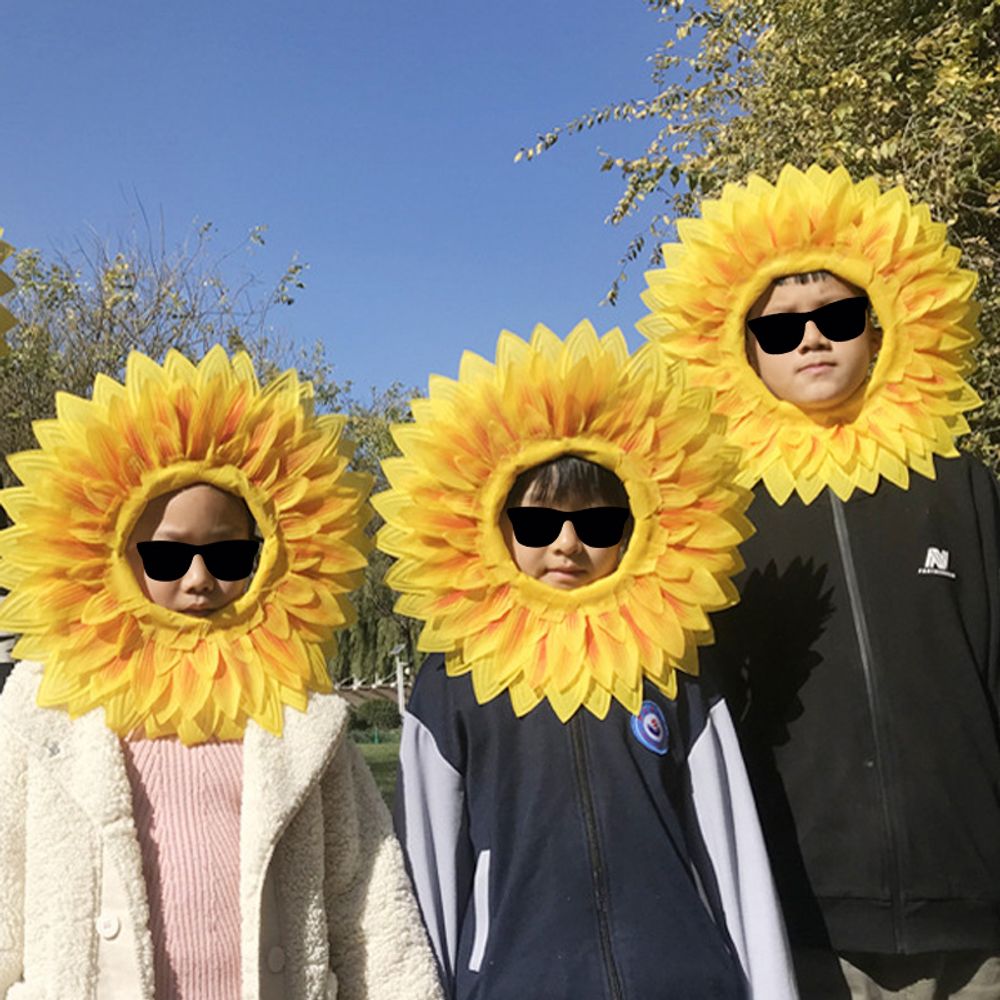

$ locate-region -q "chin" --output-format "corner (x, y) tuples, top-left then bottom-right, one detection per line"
(795, 391), (855, 413)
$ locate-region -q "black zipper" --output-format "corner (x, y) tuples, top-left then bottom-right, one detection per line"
(828, 491), (904, 949)
(569, 714), (625, 1000)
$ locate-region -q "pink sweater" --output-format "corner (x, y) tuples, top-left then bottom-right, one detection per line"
(122, 737), (244, 1000)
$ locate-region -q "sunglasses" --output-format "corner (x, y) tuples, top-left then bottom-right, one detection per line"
(505, 507), (631, 548)
(747, 295), (870, 355)
(136, 539), (261, 582)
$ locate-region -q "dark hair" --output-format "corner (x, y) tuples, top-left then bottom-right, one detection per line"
(772, 270), (837, 286)
(240, 498), (259, 540)
(505, 455), (629, 509)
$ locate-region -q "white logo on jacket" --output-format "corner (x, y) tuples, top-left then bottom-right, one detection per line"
(918, 547), (956, 579)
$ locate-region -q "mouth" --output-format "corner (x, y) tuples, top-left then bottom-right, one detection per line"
(797, 361), (836, 374)
(183, 605), (218, 616)
(544, 566), (587, 581)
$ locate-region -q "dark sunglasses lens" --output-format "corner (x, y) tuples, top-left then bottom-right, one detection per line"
(572, 508), (631, 548)
(201, 540), (261, 581)
(136, 542), (195, 582)
(136, 540), (260, 582)
(506, 508), (562, 547)
(749, 295), (869, 354)
(748, 313), (807, 355)
(506, 508), (630, 548)
(817, 296), (869, 342)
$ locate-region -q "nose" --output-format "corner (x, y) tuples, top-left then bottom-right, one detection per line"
(552, 519), (583, 554)
(798, 319), (830, 351)
(181, 554), (215, 593)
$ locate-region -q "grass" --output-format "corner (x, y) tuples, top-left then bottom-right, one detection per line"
(356, 733), (401, 810)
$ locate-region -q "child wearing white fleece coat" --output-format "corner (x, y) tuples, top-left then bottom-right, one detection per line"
(0, 350), (443, 1000)
(0, 661), (442, 1000)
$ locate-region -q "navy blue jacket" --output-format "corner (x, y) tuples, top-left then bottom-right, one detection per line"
(395, 656), (795, 1000)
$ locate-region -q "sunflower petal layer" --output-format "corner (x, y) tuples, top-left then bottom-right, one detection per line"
(0, 346), (371, 743)
(639, 164), (980, 504)
(374, 322), (751, 721)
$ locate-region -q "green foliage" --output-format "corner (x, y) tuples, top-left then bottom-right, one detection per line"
(332, 383), (422, 684)
(519, 0), (1000, 463)
(357, 738), (401, 808)
(350, 697), (403, 732)
(0, 222), (334, 489)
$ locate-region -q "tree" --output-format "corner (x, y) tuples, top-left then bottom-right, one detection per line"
(518, 0), (1000, 463)
(330, 383), (423, 685)
(0, 222), (317, 488)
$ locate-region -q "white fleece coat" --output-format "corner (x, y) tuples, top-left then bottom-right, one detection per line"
(0, 663), (444, 1000)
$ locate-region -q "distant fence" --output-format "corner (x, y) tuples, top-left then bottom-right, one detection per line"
(333, 677), (409, 709)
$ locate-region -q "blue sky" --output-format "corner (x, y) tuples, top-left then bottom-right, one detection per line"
(3, 1), (666, 394)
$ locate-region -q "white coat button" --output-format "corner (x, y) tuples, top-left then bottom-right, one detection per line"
(267, 946), (286, 973)
(96, 914), (121, 940)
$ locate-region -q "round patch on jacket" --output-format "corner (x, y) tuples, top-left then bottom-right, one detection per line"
(631, 701), (669, 756)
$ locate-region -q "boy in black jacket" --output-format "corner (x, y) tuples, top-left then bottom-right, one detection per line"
(640, 164), (1000, 998)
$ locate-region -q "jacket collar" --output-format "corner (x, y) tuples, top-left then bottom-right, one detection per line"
(6, 661), (350, 843)
(240, 685), (350, 891)
(4, 661), (352, 999)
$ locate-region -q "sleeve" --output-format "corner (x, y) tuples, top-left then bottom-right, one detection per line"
(686, 696), (799, 1000)
(393, 660), (473, 997)
(969, 455), (1000, 715)
(321, 735), (445, 1000)
(0, 688), (26, 994)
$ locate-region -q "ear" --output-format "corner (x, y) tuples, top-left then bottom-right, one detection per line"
(869, 323), (883, 359)
(745, 329), (761, 374)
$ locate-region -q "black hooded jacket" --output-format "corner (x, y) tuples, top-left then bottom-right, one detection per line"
(704, 452), (1000, 953)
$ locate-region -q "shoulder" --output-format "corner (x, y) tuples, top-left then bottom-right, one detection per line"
(0, 662), (76, 771)
(402, 654), (488, 776)
(406, 653), (477, 726)
(283, 687), (352, 758)
(0, 661), (44, 731)
(943, 450), (1000, 499)
(921, 452), (1000, 522)
(408, 653), (448, 699)
(304, 686), (353, 727)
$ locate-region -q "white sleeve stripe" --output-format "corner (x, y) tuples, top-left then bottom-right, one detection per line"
(398, 710), (466, 979)
(688, 700), (799, 1000)
(468, 849), (491, 973)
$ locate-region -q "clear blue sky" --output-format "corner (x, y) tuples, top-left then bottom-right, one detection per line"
(3, 1), (665, 394)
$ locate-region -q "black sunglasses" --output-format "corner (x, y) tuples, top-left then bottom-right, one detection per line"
(747, 295), (870, 355)
(136, 539), (261, 582)
(505, 507), (631, 548)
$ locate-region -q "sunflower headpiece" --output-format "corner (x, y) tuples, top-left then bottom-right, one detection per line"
(0, 347), (371, 744)
(639, 164), (980, 504)
(375, 322), (751, 722)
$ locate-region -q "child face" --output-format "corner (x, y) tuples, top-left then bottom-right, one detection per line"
(746, 273), (880, 413)
(502, 483), (625, 590)
(127, 484), (255, 615)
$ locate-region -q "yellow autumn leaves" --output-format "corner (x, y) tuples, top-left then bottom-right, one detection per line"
(0, 230), (15, 356)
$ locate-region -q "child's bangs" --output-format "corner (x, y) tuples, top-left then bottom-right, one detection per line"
(507, 455), (629, 508)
